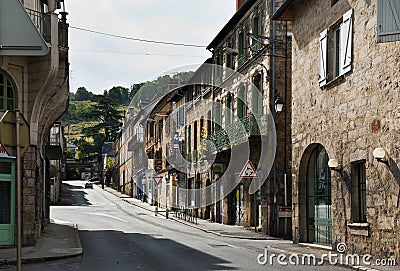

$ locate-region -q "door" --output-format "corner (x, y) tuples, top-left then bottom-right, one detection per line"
(0, 158), (15, 246)
(235, 184), (244, 226)
(306, 145), (332, 246)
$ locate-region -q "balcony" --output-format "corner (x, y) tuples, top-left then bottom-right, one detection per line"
(26, 8), (69, 49)
(205, 114), (268, 153)
(26, 8), (51, 43)
(58, 12), (69, 49)
(128, 133), (144, 151)
(45, 123), (64, 160)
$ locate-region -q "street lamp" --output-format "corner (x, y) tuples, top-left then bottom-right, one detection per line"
(274, 95), (284, 113)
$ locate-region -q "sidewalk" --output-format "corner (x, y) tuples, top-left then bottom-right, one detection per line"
(0, 183), (82, 267)
(0, 219), (82, 267)
(103, 186), (399, 271)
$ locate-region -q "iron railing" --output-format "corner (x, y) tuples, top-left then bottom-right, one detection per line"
(205, 113), (268, 153)
(26, 9), (69, 49)
(58, 12), (69, 49)
(26, 8), (51, 43)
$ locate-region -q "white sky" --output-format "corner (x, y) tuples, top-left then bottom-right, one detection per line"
(67, 0), (236, 94)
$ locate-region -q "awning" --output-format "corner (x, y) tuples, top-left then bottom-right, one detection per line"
(0, 0), (49, 56)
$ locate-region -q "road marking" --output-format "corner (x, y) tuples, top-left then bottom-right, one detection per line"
(88, 212), (129, 223)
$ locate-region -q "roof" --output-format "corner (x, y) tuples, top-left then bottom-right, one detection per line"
(272, 0), (295, 21)
(206, 0), (258, 50)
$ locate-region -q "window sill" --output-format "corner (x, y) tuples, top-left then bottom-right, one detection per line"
(322, 74), (345, 89)
(347, 222), (370, 236)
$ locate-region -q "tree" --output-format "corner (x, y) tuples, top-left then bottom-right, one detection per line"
(107, 86), (130, 105)
(73, 87), (94, 101)
(81, 95), (123, 146)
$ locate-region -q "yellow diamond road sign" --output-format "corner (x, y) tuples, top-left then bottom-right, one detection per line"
(0, 110), (30, 157)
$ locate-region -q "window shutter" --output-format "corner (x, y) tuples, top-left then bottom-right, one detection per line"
(319, 29), (328, 87)
(378, 0), (400, 42)
(340, 9), (353, 75)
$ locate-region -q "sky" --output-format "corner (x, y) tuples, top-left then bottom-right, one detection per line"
(66, 0), (236, 94)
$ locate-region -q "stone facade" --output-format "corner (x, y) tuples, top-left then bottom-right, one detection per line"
(274, 0), (400, 261)
(206, 0), (292, 237)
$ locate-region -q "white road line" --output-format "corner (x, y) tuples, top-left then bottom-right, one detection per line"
(88, 212), (129, 223)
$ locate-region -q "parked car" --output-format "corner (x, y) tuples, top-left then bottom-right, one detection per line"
(85, 182), (93, 189)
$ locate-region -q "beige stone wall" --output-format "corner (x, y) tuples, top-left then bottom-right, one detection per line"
(290, 0), (400, 260)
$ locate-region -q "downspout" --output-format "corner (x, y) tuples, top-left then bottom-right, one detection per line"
(271, 0), (277, 235)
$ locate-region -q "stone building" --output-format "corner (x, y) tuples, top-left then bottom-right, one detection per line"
(0, 0), (69, 246)
(274, 0), (399, 260)
(204, 0), (292, 237)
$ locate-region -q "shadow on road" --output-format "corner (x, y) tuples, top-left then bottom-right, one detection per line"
(56, 182), (92, 207)
(78, 229), (237, 271)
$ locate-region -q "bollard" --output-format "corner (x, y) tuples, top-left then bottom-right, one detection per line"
(166, 209), (169, 219)
(155, 206), (158, 216)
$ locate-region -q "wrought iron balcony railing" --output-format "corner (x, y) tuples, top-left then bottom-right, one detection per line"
(26, 9), (69, 49)
(26, 8), (51, 43)
(58, 12), (69, 49)
(205, 113), (268, 153)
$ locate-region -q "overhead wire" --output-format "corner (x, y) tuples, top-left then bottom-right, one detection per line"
(70, 26), (206, 48)
(70, 49), (205, 58)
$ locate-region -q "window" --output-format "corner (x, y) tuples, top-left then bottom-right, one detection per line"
(237, 84), (247, 120)
(226, 94), (234, 126)
(319, 9), (353, 87)
(252, 15), (261, 52)
(0, 72), (16, 111)
(238, 31), (245, 66)
(214, 100), (222, 132)
(226, 41), (235, 70)
(252, 74), (263, 115)
(351, 161), (367, 223)
(378, 0), (400, 42)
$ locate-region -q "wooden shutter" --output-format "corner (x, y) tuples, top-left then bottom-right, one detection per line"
(378, 0), (400, 42)
(319, 29), (328, 87)
(340, 9), (353, 75)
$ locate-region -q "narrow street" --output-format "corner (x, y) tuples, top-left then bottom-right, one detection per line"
(3, 181), (350, 271)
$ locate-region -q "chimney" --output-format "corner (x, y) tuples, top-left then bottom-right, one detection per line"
(236, 0), (246, 11)
(168, 79), (179, 91)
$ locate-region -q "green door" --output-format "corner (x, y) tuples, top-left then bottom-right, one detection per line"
(0, 158), (15, 246)
(306, 145), (332, 246)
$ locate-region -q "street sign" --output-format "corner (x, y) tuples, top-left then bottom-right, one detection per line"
(239, 160), (258, 178)
(0, 110), (30, 157)
(278, 206), (292, 218)
(152, 176), (163, 186)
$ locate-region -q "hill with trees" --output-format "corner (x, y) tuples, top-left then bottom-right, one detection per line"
(61, 71), (194, 160)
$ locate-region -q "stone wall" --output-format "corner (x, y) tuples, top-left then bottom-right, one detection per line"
(290, 0), (400, 260)
(22, 146), (44, 246)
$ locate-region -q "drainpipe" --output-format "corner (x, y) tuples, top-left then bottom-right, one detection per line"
(271, 0), (277, 236)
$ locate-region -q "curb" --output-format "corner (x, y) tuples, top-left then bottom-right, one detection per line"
(102, 187), (274, 241)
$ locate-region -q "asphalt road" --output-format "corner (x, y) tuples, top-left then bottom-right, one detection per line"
(4, 181), (350, 271)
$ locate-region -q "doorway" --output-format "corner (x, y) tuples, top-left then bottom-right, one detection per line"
(0, 158), (15, 246)
(306, 145), (332, 246)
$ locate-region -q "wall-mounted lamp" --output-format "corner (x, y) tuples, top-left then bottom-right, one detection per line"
(373, 147), (388, 164)
(274, 95), (284, 113)
(223, 47), (239, 56)
(328, 158), (342, 171)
